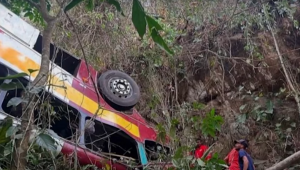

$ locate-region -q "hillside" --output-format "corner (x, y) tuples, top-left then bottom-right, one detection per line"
(1, 0), (300, 169)
(54, 0), (300, 169)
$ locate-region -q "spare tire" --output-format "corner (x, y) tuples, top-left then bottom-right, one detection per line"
(98, 70), (140, 111)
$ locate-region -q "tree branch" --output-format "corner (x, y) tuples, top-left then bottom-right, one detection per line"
(11, 1), (62, 170)
(266, 151), (300, 170)
(25, 0), (56, 22)
(270, 28), (300, 117)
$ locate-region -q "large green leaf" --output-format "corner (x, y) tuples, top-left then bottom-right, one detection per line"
(64, 0), (84, 11)
(35, 133), (57, 151)
(0, 81), (24, 91)
(0, 118), (13, 144)
(7, 97), (26, 107)
(197, 158), (205, 166)
(28, 86), (43, 94)
(106, 0), (124, 16)
(6, 126), (19, 138)
(265, 100), (273, 114)
(28, 69), (39, 74)
(200, 109), (224, 137)
(0, 72), (28, 80)
(156, 124), (166, 143)
(132, 0), (146, 38)
(145, 14), (173, 55)
(150, 28), (174, 55)
(85, 0), (94, 11)
(171, 158), (180, 168)
(46, 129), (60, 139)
(173, 146), (189, 159)
(146, 15), (163, 31)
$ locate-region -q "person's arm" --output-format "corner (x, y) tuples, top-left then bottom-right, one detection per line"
(224, 155), (229, 163)
(239, 150), (249, 170)
(205, 153), (212, 160)
(242, 156), (249, 170)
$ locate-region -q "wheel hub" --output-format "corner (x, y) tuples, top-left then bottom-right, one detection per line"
(109, 78), (132, 98)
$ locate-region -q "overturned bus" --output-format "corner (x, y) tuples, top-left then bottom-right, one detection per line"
(0, 3), (169, 169)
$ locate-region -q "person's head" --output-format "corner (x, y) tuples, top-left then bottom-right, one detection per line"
(195, 138), (203, 148)
(234, 139), (249, 150)
(196, 139), (201, 145)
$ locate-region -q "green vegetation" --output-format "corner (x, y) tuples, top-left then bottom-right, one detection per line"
(1, 0), (300, 169)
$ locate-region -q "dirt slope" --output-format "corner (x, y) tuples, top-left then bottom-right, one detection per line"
(50, 1), (300, 169)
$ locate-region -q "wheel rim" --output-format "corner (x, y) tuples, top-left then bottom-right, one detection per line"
(109, 77), (133, 98)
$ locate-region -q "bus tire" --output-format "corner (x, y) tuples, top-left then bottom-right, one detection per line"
(98, 70), (140, 111)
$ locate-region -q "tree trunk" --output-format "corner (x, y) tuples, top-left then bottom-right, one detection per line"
(11, 17), (56, 170)
(266, 151), (300, 170)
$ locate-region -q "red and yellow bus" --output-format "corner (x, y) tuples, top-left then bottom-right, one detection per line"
(0, 3), (169, 169)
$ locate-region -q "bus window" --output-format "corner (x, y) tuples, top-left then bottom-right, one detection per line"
(0, 76), (27, 118)
(1, 87), (24, 118)
(145, 140), (170, 161)
(0, 65), (9, 85)
(84, 117), (139, 163)
(33, 35), (81, 76)
(0, 81), (81, 142)
(34, 94), (81, 141)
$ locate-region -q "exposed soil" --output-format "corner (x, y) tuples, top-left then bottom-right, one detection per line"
(167, 6), (300, 169)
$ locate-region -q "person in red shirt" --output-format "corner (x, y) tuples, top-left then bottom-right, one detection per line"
(224, 147), (240, 170)
(192, 139), (212, 160)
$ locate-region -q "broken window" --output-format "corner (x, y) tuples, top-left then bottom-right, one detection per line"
(0, 65), (9, 85)
(33, 35), (81, 76)
(0, 76), (81, 142)
(145, 140), (170, 161)
(1, 88), (23, 118)
(1, 77), (27, 118)
(34, 93), (81, 141)
(84, 117), (139, 162)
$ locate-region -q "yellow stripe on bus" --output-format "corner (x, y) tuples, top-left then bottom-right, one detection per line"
(0, 41), (140, 138)
(50, 76), (140, 137)
(0, 43), (39, 78)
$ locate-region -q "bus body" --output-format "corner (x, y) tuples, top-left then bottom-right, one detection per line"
(0, 3), (168, 169)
